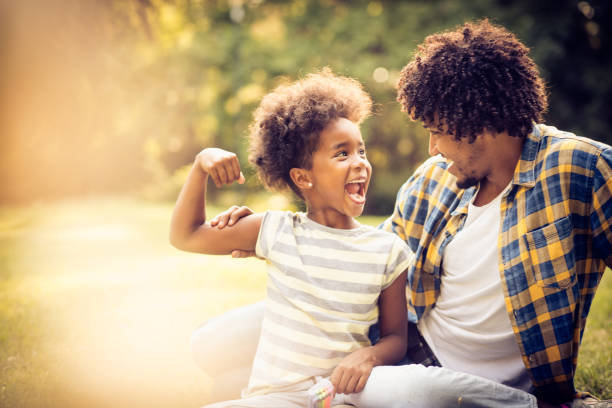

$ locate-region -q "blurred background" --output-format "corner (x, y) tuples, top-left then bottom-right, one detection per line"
(1, 0), (611, 211)
(0, 1), (610, 408)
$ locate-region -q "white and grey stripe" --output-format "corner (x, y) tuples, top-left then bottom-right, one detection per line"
(244, 211), (413, 397)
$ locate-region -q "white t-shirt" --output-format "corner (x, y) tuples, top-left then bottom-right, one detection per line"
(418, 184), (532, 391)
(245, 211), (412, 397)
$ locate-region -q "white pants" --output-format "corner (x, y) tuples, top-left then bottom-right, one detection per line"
(192, 302), (537, 408)
(191, 302), (265, 403)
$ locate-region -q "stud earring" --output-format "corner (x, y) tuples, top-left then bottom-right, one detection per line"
(307, 182), (313, 187)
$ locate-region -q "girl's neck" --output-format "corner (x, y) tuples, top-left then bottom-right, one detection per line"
(306, 208), (360, 230)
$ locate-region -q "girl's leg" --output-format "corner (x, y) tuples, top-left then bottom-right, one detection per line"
(192, 301), (265, 402)
(343, 365), (537, 408)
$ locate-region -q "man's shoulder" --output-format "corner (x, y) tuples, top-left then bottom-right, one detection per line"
(413, 155), (451, 175)
(537, 124), (610, 160)
(397, 155), (460, 198)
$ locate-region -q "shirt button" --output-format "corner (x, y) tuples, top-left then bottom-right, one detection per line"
(528, 355), (535, 363)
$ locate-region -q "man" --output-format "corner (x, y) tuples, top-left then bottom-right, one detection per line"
(382, 19), (611, 407)
(190, 20), (611, 407)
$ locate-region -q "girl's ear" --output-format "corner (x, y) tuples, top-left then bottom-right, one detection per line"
(289, 168), (313, 190)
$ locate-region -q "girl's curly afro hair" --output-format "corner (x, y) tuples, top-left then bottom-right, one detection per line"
(248, 69), (372, 197)
(397, 19), (548, 142)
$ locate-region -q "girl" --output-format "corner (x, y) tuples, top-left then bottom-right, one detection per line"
(170, 70), (412, 408)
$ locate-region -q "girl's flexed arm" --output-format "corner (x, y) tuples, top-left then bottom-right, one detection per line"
(169, 148), (263, 255)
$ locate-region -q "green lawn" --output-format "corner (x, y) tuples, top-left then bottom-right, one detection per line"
(0, 198), (609, 408)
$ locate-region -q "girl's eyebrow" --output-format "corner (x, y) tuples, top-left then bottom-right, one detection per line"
(331, 141), (364, 149)
(331, 142), (348, 149)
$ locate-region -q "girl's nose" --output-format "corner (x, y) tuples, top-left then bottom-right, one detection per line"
(353, 155), (371, 171)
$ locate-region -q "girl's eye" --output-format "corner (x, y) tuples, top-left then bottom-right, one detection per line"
(335, 151), (348, 157)
(359, 148), (366, 156)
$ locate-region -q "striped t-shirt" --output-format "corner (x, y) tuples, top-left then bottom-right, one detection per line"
(243, 211), (413, 397)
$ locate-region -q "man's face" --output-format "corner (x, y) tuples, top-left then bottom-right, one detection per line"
(425, 123), (489, 189)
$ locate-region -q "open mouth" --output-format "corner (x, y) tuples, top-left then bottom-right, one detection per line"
(344, 179), (367, 205)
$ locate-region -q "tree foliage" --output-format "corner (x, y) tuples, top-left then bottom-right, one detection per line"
(1, 0), (610, 213)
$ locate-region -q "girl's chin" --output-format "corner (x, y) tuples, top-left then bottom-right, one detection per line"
(346, 203), (365, 218)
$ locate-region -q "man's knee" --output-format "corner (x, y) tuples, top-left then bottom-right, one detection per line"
(191, 301), (265, 374)
(191, 322), (217, 374)
(352, 365), (460, 407)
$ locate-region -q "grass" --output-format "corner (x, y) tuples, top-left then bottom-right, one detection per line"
(0, 197), (609, 407)
(0, 198), (268, 408)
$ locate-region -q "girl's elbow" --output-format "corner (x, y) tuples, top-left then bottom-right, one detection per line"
(169, 234), (181, 250)
(169, 230), (188, 250)
(169, 230), (219, 254)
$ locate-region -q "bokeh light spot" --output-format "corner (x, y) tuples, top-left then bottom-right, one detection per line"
(373, 67), (389, 83)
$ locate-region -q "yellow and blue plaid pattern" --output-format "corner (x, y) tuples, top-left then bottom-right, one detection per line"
(381, 124), (612, 404)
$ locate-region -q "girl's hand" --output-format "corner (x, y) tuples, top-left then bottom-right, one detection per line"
(196, 148), (245, 188)
(330, 347), (379, 394)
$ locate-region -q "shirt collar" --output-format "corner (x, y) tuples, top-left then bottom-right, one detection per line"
(451, 186), (476, 216)
(512, 124), (542, 188)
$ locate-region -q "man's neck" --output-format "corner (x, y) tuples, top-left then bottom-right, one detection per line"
(473, 132), (524, 206)
(474, 178), (511, 206)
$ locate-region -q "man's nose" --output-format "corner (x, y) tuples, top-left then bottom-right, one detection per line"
(428, 134), (439, 156)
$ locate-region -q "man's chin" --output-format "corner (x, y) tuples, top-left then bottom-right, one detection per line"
(456, 177), (480, 189)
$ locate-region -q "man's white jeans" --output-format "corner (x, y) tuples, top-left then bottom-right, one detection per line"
(192, 301), (537, 408)
(336, 365), (536, 408)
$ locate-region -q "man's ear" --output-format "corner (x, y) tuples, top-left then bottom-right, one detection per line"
(289, 168), (313, 190)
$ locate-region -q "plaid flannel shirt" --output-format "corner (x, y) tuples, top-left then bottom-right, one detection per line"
(382, 124), (612, 404)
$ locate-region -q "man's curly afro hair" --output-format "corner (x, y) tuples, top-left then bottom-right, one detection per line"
(397, 19), (548, 142)
(248, 69), (372, 197)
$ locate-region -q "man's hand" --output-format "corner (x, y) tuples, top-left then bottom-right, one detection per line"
(210, 205), (254, 228)
(196, 148), (245, 188)
(330, 347), (379, 394)
(210, 205), (256, 257)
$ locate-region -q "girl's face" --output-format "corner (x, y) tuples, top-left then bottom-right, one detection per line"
(304, 117), (372, 227)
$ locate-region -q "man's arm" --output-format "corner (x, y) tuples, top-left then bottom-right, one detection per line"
(592, 147), (612, 267)
(378, 155), (450, 251)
